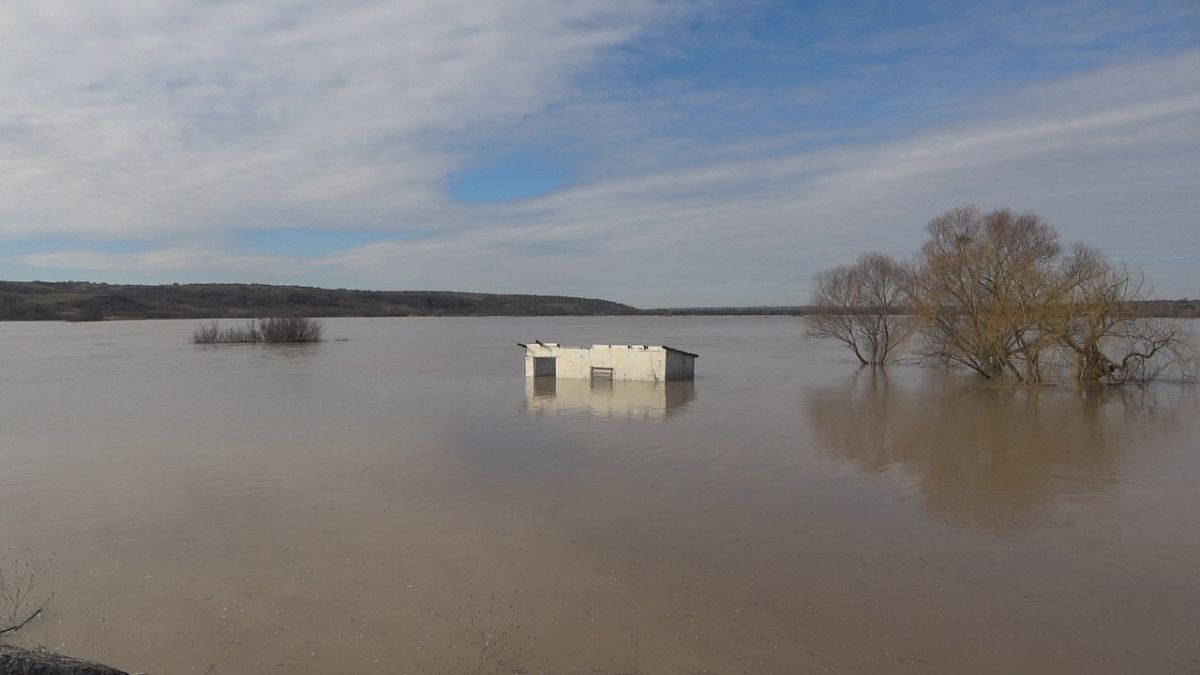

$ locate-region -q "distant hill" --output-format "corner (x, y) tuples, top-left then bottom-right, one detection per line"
(0, 281), (641, 321)
(1126, 299), (1200, 318)
(0, 280), (1194, 321)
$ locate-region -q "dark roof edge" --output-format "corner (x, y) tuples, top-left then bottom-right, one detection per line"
(520, 342), (698, 358)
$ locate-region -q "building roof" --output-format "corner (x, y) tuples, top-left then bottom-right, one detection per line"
(518, 342), (698, 358)
(663, 346), (699, 358)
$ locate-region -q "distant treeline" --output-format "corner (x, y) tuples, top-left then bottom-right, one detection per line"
(644, 302), (1196, 318)
(651, 306), (817, 316)
(0, 280), (1194, 322)
(0, 281), (639, 321)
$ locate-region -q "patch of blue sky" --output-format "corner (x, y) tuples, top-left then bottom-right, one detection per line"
(443, 0), (1197, 207)
(592, 0), (1199, 145)
(448, 151), (575, 204)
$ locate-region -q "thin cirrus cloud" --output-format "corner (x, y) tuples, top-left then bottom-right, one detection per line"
(0, 0), (670, 236)
(1, 1), (1198, 306)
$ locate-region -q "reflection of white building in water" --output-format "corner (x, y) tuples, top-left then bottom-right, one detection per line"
(519, 342), (697, 381)
(524, 377), (696, 420)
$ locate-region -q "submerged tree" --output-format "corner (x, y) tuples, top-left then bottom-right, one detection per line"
(906, 206), (1065, 382)
(807, 252), (912, 365)
(1049, 245), (1193, 384)
(812, 205), (1194, 386)
(907, 206), (1195, 384)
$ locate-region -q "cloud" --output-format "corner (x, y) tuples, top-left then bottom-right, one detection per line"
(320, 51), (1199, 303)
(0, 0), (671, 237)
(1, 3), (1197, 305)
(19, 245), (300, 276)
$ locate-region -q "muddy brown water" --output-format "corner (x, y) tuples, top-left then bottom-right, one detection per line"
(1, 317), (1197, 674)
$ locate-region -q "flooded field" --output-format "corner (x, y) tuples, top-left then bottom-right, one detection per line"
(1, 317), (1198, 674)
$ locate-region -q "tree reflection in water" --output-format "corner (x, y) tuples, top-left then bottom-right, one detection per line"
(805, 367), (1183, 534)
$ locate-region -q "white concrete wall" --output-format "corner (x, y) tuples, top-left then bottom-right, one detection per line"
(524, 344), (590, 378)
(587, 344), (665, 381)
(523, 343), (695, 381)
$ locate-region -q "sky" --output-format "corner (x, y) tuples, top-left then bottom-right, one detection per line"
(1, 0), (1197, 307)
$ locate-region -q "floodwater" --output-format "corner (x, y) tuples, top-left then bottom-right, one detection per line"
(1, 317), (1197, 674)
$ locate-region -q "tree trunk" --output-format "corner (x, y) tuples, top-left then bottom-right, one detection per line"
(1075, 344), (1115, 381)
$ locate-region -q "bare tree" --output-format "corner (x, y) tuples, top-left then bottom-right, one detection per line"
(812, 206), (1193, 386)
(907, 206), (1066, 382)
(808, 252), (912, 365)
(1049, 245), (1194, 384)
(903, 207), (1193, 385)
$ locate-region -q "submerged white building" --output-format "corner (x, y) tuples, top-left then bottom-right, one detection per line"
(519, 341), (697, 381)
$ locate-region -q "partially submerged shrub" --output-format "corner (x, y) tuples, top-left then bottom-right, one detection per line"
(191, 320), (261, 344)
(191, 317), (322, 344)
(192, 321), (220, 344)
(258, 316), (322, 343)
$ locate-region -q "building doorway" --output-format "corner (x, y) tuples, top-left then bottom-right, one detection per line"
(533, 357), (556, 377)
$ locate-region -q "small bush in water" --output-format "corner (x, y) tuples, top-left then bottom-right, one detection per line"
(191, 317), (322, 344)
(258, 316), (323, 343)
